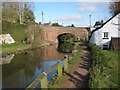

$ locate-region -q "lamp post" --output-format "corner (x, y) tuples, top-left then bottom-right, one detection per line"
(89, 15), (91, 28)
(42, 11), (44, 24)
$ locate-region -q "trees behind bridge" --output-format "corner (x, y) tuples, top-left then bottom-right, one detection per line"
(58, 33), (76, 43)
(52, 23), (62, 27)
(66, 24), (75, 27)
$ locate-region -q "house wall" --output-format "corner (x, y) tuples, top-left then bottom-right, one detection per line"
(90, 13), (119, 48)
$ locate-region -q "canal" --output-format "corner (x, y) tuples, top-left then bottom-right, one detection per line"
(2, 44), (74, 88)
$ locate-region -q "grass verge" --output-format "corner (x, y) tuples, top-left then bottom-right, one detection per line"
(2, 40), (55, 55)
(2, 42), (31, 55)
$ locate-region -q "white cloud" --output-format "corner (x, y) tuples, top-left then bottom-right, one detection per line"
(78, 3), (97, 12)
(54, 16), (83, 21)
(53, 16), (89, 27)
(77, 0), (113, 2)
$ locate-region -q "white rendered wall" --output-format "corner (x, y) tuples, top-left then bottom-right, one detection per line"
(90, 13), (119, 48)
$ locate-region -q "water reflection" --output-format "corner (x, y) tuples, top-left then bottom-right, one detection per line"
(2, 45), (71, 88)
(0, 54), (15, 65)
(57, 43), (74, 53)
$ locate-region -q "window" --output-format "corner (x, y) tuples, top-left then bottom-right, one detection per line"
(103, 45), (109, 50)
(103, 32), (109, 39)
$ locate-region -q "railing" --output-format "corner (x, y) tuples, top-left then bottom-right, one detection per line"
(26, 55), (69, 89)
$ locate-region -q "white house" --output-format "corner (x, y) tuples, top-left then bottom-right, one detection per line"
(90, 13), (120, 49)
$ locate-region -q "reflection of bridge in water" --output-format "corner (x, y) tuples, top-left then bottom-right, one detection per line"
(40, 45), (71, 61)
(43, 26), (88, 43)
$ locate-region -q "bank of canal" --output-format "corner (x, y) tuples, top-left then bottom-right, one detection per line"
(2, 43), (74, 88)
(1, 41), (54, 56)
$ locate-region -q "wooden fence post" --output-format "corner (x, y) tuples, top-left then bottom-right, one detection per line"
(58, 60), (62, 77)
(40, 72), (48, 89)
(64, 55), (68, 70)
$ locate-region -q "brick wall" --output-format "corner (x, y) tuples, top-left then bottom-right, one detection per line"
(42, 26), (88, 43)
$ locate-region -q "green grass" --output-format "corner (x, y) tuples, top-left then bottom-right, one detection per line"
(88, 44), (119, 88)
(103, 51), (119, 88)
(48, 74), (61, 88)
(2, 42), (31, 54)
(1, 21), (32, 54)
(68, 45), (82, 68)
(2, 21), (28, 42)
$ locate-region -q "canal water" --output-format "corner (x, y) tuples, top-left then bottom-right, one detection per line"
(2, 44), (73, 88)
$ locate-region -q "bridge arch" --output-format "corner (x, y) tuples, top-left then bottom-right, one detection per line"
(56, 33), (76, 43)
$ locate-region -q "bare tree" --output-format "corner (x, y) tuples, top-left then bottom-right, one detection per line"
(19, 2), (24, 24)
(109, 0), (120, 15)
(2, 2), (19, 21)
(2, 2), (35, 24)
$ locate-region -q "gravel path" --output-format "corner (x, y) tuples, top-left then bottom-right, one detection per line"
(57, 46), (91, 88)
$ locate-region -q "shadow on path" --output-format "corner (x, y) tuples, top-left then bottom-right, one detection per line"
(68, 46), (91, 88)
(58, 46), (91, 88)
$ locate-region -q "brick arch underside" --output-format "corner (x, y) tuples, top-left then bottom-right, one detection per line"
(43, 27), (87, 43)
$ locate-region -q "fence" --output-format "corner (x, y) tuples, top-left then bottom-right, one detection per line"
(26, 55), (69, 89)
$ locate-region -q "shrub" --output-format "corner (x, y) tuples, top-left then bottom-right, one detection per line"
(88, 43), (118, 88)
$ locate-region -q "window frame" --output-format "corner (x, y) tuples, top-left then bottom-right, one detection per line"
(103, 32), (109, 39)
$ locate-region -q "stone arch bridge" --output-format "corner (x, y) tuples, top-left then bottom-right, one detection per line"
(42, 26), (88, 43)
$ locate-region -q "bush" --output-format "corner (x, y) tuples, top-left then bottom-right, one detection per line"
(88, 43), (118, 88)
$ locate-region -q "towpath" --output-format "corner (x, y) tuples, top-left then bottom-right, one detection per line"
(57, 46), (91, 88)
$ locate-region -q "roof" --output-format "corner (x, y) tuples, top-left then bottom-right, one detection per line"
(91, 12), (120, 35)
